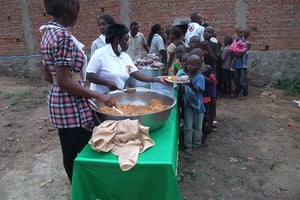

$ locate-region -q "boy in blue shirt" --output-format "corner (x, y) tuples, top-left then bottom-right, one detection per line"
(181, 54), (206, 154)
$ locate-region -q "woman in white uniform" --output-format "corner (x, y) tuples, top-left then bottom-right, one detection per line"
(86, 23), (165, 94)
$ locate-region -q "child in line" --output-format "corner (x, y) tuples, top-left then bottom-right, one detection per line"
(210, 33), (223, 96)
(175, 52), (189, 150)
(189, 36), (201, 51)
(190, 48), (216, 144)
(242, 30), (251, 69)
(221, 36), (234, 96)
(200, 64), (216, 144)
(229, 27), (246, 71)
(240, 30), (251, 98)
(176, 52), (189, 121)
(201, 26), (220, 128)
(181, 54), (206, 154)
(176, 53), (189, 77)
(173, 44), (186, 75)
(230, 27), (251, 98)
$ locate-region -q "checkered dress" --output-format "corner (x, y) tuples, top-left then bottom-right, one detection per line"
(40, 22), (94, 130)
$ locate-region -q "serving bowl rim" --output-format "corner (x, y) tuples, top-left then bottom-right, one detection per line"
(90, 88), (176, 117)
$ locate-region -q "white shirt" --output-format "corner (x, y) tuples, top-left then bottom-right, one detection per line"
(90, 34), (106, 56)
(149, 33), (165, 59)
(127, 32), (147, 61)
(86, 44), (138, 94)
(184, 22), (205, 47)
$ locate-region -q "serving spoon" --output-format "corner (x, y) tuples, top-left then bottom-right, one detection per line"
(88, 99), (125, 115)
(112, 106), (125, 115)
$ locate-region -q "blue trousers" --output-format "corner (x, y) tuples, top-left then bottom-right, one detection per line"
(183, 106), (204, 148)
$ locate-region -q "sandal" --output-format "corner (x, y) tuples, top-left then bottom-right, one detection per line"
(212, 120), (218, 127)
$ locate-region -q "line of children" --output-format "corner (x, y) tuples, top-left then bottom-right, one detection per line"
(175, 25), (251, 153)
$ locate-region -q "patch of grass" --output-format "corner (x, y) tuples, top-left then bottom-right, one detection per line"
(273, 78), (300, 95)
(8, 90), (33, 106)
(257, 178), (266, 187)
(216, 192), (223, 200)
(37, 94), (47, 104)
(1, 92), (15, 99)
(42, 89), (48, 95)
(176, 172), (185, 182)
(35, 89), (48, 105)
(269, 161), (282, 171)
(10, 100), (19, 106)
(180, 168), (198, 181)
(16, 90), (32, 98)
(3, 89), (48, 107)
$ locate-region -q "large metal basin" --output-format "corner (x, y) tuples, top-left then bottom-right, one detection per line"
(90, 88), (176, 131)
(128, 67), (164, 89)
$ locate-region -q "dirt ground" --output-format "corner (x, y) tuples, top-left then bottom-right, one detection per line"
(0, 76), (299, 200)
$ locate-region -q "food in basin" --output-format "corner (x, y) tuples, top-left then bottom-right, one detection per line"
(90, 88), (176, 131)
(99, 99), (168, 115)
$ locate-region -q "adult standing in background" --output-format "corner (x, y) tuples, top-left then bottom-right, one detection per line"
(184, 12), (205, 48)
(90, 14), (115, 56)
(127, 22), (149, 61)
(40, 0), (115, 183)
(148, 23), (167, 65)
(199, 15), (209, 28)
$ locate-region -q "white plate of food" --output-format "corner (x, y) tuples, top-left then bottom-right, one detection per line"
(164, 75), (190, 84)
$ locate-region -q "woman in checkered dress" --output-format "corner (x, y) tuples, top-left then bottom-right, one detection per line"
(40, 0), (115, 183)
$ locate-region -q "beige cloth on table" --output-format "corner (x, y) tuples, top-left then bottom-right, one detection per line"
(89, 119), (155, 171)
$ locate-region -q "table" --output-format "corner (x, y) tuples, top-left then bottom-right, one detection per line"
(71, 105), (181, 200)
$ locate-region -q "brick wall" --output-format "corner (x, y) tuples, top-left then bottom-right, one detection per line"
(0, 0), (299, 56)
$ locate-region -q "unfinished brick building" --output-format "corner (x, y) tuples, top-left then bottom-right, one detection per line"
(0, 0), (299, 82)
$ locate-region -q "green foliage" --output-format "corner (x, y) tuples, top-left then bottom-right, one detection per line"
(16, 90), (32, 98)
(42, 89), (48, 95)
(257, 178), (266, 187)
(217, 192), (223, 200)
(269, 161), (282, 171)
(1, 92), (15, 99)
(1, 89), (48, 107)
(10, 100), (19, 106)
(273, 79), (300, 95)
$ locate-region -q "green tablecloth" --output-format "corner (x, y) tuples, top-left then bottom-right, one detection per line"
(71, 105), (181, 200)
